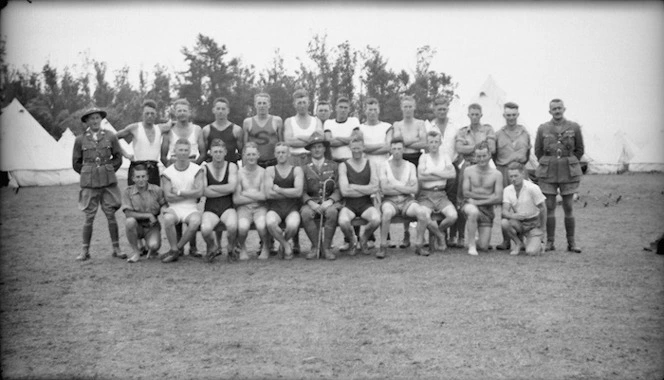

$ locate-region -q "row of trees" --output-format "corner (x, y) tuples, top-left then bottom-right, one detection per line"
(0, 34), (457, 139)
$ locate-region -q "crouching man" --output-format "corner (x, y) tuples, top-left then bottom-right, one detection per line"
(501, 162), (547, 255)
(122, 164), (168, 263)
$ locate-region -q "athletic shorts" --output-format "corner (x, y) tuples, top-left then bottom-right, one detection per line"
(417, 189), (453, 213)
(463, 201), (494, 227)
(538, 181), (580, 196)
(268, 200), (300, 221)
(167, 203), (200, 224)
(79, 185), (121, 214)
(382, 195), (417, 218)
(343, 196), (372, 217)
(135, 220), (161, 239)
(237, 203), (268, 224)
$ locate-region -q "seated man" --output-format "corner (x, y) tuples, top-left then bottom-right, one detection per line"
(378, 138), (430, 258)
(300, 132), (342, 260)
(338, 137), (381, 257)
(417, 131), (458, 255)
(461, 142), (503, 256)
(501, 162), (547, 255)
(233, 142), (269, 260)
(160, 138), (204, 263)
(200, 139), (238, 262)
(265, 142), (304, 260)
(121, 164), (168, 263)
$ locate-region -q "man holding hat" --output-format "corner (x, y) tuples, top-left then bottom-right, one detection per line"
(300, 131), (342, 260)
(73, 107), (125, 261)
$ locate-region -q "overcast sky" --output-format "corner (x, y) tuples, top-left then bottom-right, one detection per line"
(2, 1), (663, 158)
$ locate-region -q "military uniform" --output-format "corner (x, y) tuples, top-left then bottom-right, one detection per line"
(300, 159), (342, 257)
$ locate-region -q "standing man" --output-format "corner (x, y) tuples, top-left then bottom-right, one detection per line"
(391, 95), (427, 248)
(461, 143), (503, 256)
(265, 142), (304, 260)
(160, 139), (204, 263)
(326, 96), (361, 164)
(233, 142), (270, 260)
(300, 132), (342, 260)
(501, 162), (547, 256)
(337, 137), (381, 257)
(494, 102), (532, 250)
(199, 97), (243, 165)
(316, 100), (332, 125)
(161, 98), (205, 167)
(121, 164), (168, 263)
(454, 103), (497, 248)
(200, 139), (238, 261)
(378, 138), (430, 258)
(284, 89), (324, 166)
(116, 99), (165, 186)
(73, 108), (125, 261)
(243, 93), (283, 169)
(534, 99), (584, 253)
(417, 131), (458, 255)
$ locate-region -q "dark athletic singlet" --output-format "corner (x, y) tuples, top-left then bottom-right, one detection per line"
(204, 163), (233, 216)
(268, 166), (300, 220)
(344, 160), (372, 215)
(207, 123), (240, 163)
(247, 116), (279, 161)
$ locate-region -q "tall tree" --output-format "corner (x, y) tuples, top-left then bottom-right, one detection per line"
(330, 40), (357, 109)
(259, 49), (297, 120)
(93, 60), (114, 107)
(146, 64), (172, 120)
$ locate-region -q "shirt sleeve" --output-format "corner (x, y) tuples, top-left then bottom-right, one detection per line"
(121, 188), (133, 211)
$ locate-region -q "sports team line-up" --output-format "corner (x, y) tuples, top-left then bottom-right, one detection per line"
(73, 89), (584, 263)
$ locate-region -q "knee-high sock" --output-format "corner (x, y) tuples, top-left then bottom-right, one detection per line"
(564, 217), (575, 246)
(546, 215), (556, 243)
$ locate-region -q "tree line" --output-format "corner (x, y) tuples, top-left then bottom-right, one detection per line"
(0, 33), (457, 139)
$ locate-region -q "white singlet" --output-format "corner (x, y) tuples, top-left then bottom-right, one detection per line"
(132, 122), (161, 161)
(288, 116), (318, 155)
(325, 117), (360, 160)
(167, 124), (200, 160)
(162, 162), (202, 222)
(359, 121), (391, 166)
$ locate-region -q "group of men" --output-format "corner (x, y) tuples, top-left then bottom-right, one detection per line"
(72, 90), (584, 263)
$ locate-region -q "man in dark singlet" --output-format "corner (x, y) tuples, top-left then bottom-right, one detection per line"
(243, 93), (284, 169)
(337, 137), (381, 257)
(265, 142), (304, 260)
(200, 139), (238, 262)
(198, 97), (244, 165)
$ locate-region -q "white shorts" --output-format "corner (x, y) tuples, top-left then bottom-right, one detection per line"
(167, 203), (199, 224)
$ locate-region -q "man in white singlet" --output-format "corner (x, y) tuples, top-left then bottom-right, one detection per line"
(160, 138), (204, 263)
(161, 98), (205, 167)
(283, 89), (323, 166)
(358, 97), (391, 169)
(325, 96), (360, 164)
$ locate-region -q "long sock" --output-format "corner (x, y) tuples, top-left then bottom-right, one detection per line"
(106, 215), (120, 248)
(83, 219), (93, 250)
(546, 215), (556, 243)
(564, 217), (575, 246)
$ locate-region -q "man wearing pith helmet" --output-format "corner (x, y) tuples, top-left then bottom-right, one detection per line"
(73, 107), (125, 261)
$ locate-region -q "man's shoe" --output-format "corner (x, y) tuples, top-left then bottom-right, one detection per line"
(496, 241), (511, 251)
(367, 240), (375, 249)
(325, 251), (336, 261)
(545, 241), (556, 251)
(338, 242), (350, 251)
(376, 245), (387, 259)
(189, 248), (203, 258)
(140, 247), (149, 256)
(161, 250), (179, 263)
(112, 250), (127, 259)
(127, 254), (140, 263)
(306, 249), (318, 260)
(567, 245), (582, 253)
(76, 252), (90, 261)
(399, 239), (411, 249)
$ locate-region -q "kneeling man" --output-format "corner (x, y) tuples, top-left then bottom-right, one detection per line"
(417, 130), (458, 254)
(122, 164), (168, 263)
(461, 142), (503, 256)
(265, 142), (304, 260)
(161, 139), (204, 263)
(338, 137), (381, 256)
(501, 162), (547, 255)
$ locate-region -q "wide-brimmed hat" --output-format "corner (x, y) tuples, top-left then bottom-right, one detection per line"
(81, 107), (107, 122)
(304, 131), (330, 150)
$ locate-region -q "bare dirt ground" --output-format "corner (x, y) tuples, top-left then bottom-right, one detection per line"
(1, 173), (663, 380)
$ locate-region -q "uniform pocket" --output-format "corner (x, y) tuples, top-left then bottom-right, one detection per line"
(105, 164), (118, 185)
(535, 156), (551, 179)
(567, 156), (582, 178)
(80, 166), (93, 188)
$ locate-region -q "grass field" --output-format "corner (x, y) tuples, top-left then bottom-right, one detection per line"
(1, 173), (663, 379)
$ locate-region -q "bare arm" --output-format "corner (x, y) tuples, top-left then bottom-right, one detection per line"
(283, 119), (308, 148)
(350, 160), (381, 195)
(116, 123), (137, 141)
(338, 163), (361, 197)
(467, 172), (503, 206)
(160, 131), (171, 167)
(404, 121), (427, 150)
(203, 163), (238, 198)
(242, 118), (252, 146)
(195, 127), (207, 165)
(234, 125), (244, 156)
(275, 166), (304, 198)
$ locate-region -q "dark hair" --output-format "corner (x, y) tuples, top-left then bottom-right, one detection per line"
(507, 162), (525, 172)
(336, 96), (350, 105)
(132, 164), (148, 174)
(293, 88), (309, 100)
(142, 99), (157, 110)
(390, 137), (405, 146)
(475, 141), (489, 152)
(316, 101), (330, 108)
(364, 97), (379, 106)
(468, 103), (482, 112)
(433, 97), (449, 107)
(213, 97), (230, 107)
(210, 138), (226, 149)
(173, 98), (191, 108)
(504, 102), (519, 110)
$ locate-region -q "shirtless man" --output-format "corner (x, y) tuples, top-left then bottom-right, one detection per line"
(501, 162), (546, 256)
(265, 142), (304, 260)
(233, 142), (270, 260)
(199, 97), (243, 165)
(417, 131), (458, 255)
(338, 137), (381, 257)
(378, 138), (430, 258)
(391, 95), (427, 248)
(161, 98), (205, 167)
(116, 99), (165, 186)
(243, 93), (283, 169)
(200, 139), (238, 262)
(326, 96), (361, 164)
(461, 143), (503, 256)
(160, 139), (204, 263)
(284, 89), (324, 166)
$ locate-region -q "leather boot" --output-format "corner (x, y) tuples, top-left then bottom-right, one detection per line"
(565, 217), (582, 253)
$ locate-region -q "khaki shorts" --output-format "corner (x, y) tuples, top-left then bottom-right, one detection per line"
(167, 203), (200, 224)
(237, 203), (268, 223)
(79, 185), (121, 214)
(382, 195), (417, 218)
(417, 189), (453, 213)
(538, 181), (579, 196)
(515, 217), (544, 239)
